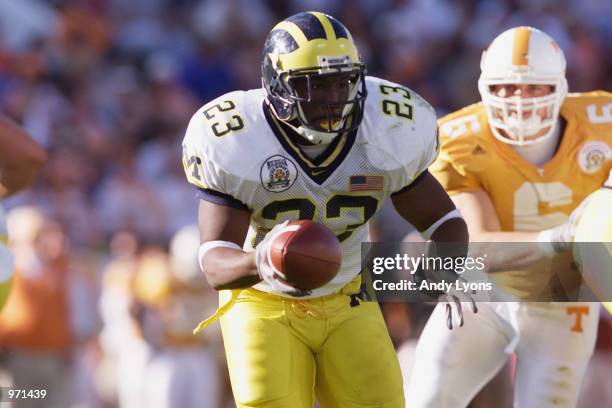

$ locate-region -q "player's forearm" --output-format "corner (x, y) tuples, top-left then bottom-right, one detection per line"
(202, 247), (261, 290)
(430, 217), (469, 245)
(0, 118), (46, 197)
(428, 217), (470, 264)
(0, 165), (43, 197)
(423, 218), (469, 280)
(0, 117), (47, 164)
(470, 230), (538, 243)
(468, 230), (547, 272)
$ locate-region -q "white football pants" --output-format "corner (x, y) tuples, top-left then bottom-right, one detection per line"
(406, 302), (599, 408)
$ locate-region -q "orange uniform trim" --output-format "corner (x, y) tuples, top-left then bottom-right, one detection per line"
(566, 306), (590, 333)
(512, 27), (531, 66)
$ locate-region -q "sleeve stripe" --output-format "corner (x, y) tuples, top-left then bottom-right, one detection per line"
(391, 170), (429, 196)
(197, 187), (250, 212)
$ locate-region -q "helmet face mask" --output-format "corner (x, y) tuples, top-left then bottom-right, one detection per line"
(262, 12), (367, 145)
(287, 67), (365, 132)
(483, 84), (560, 144)
(478, 27), (568, 146)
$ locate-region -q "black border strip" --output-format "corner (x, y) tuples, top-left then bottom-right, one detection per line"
(197, 187), (250, 211)
(329, 17), (348, 39)
(287, 13), (327, 41)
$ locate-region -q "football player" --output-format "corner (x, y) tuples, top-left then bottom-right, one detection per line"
(182, 12), (471, 408)
(0, 116), (47, 312)
(407, 26), (611, 407)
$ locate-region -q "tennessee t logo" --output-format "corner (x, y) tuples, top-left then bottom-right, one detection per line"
(566, 306), (589, 332)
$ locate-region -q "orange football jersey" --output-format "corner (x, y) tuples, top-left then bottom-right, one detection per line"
(432, 91), (612, 299)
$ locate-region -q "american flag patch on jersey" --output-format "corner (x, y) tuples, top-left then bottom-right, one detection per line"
(349, 175), (384, 192)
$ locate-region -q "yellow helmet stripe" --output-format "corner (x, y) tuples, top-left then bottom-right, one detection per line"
(512, 27), (531, 66)
(310, 12), (336, 41)
(275, 21), (309, 47)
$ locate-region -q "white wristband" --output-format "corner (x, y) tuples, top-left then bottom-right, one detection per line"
(420, 208), (464, 241)
(198, 240), (242, 272)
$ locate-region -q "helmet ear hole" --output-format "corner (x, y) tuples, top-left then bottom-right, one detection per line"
(263, 54), (295, 121)
(262, 55), (278, 93)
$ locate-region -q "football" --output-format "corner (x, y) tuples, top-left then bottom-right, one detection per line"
(268, 220), (342, 290)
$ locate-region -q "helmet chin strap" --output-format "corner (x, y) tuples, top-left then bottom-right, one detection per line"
(266, 99), (338, 145)
(290, 103), (347, 145)
(285, 120), (339, 145)
(505, 114), (546, 140)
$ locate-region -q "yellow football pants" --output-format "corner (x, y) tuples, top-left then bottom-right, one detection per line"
(0, 277), (11, 311)
(219, 279), (405, 407)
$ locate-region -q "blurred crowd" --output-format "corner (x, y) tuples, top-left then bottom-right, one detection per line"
(0, 0), (610, 407)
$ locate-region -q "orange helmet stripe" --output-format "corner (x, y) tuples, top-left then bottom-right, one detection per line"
(511, 27), (531, 66)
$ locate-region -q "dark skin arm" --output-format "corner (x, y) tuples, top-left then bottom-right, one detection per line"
(0, 116), (47, 197)
(198, 200), (260, 290)
(393, 171), (475, 326)
(391, 171), (468, 247)
(391, 170), (469, 298)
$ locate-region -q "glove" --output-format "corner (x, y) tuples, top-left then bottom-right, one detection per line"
(439, 277), (478, 330)
(538, 191), (596, 255)
(254, 221), (312, 298)
(413, 264), (478, 330)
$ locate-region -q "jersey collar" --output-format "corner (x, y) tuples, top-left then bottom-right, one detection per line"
(491, 116), (569, 177)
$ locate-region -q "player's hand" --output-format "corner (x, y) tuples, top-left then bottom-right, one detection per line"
(255, 221), (312, 297)
(414, 263), (478, 329)
(439, 277), (478, 330)
(538, 192), (595, 254)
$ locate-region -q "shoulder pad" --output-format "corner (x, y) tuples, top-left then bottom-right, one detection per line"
(182, 88), (273, 193)
(438, 102), (489, 140)
(437, 103), (493, 160)
(562, 91), (612, 129)
(362, 76), (438, 168)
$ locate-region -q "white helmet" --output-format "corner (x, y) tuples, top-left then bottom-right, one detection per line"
(478, 26), (568, 146)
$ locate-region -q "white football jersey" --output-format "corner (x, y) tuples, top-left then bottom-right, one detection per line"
(182, 76), (439, 298)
